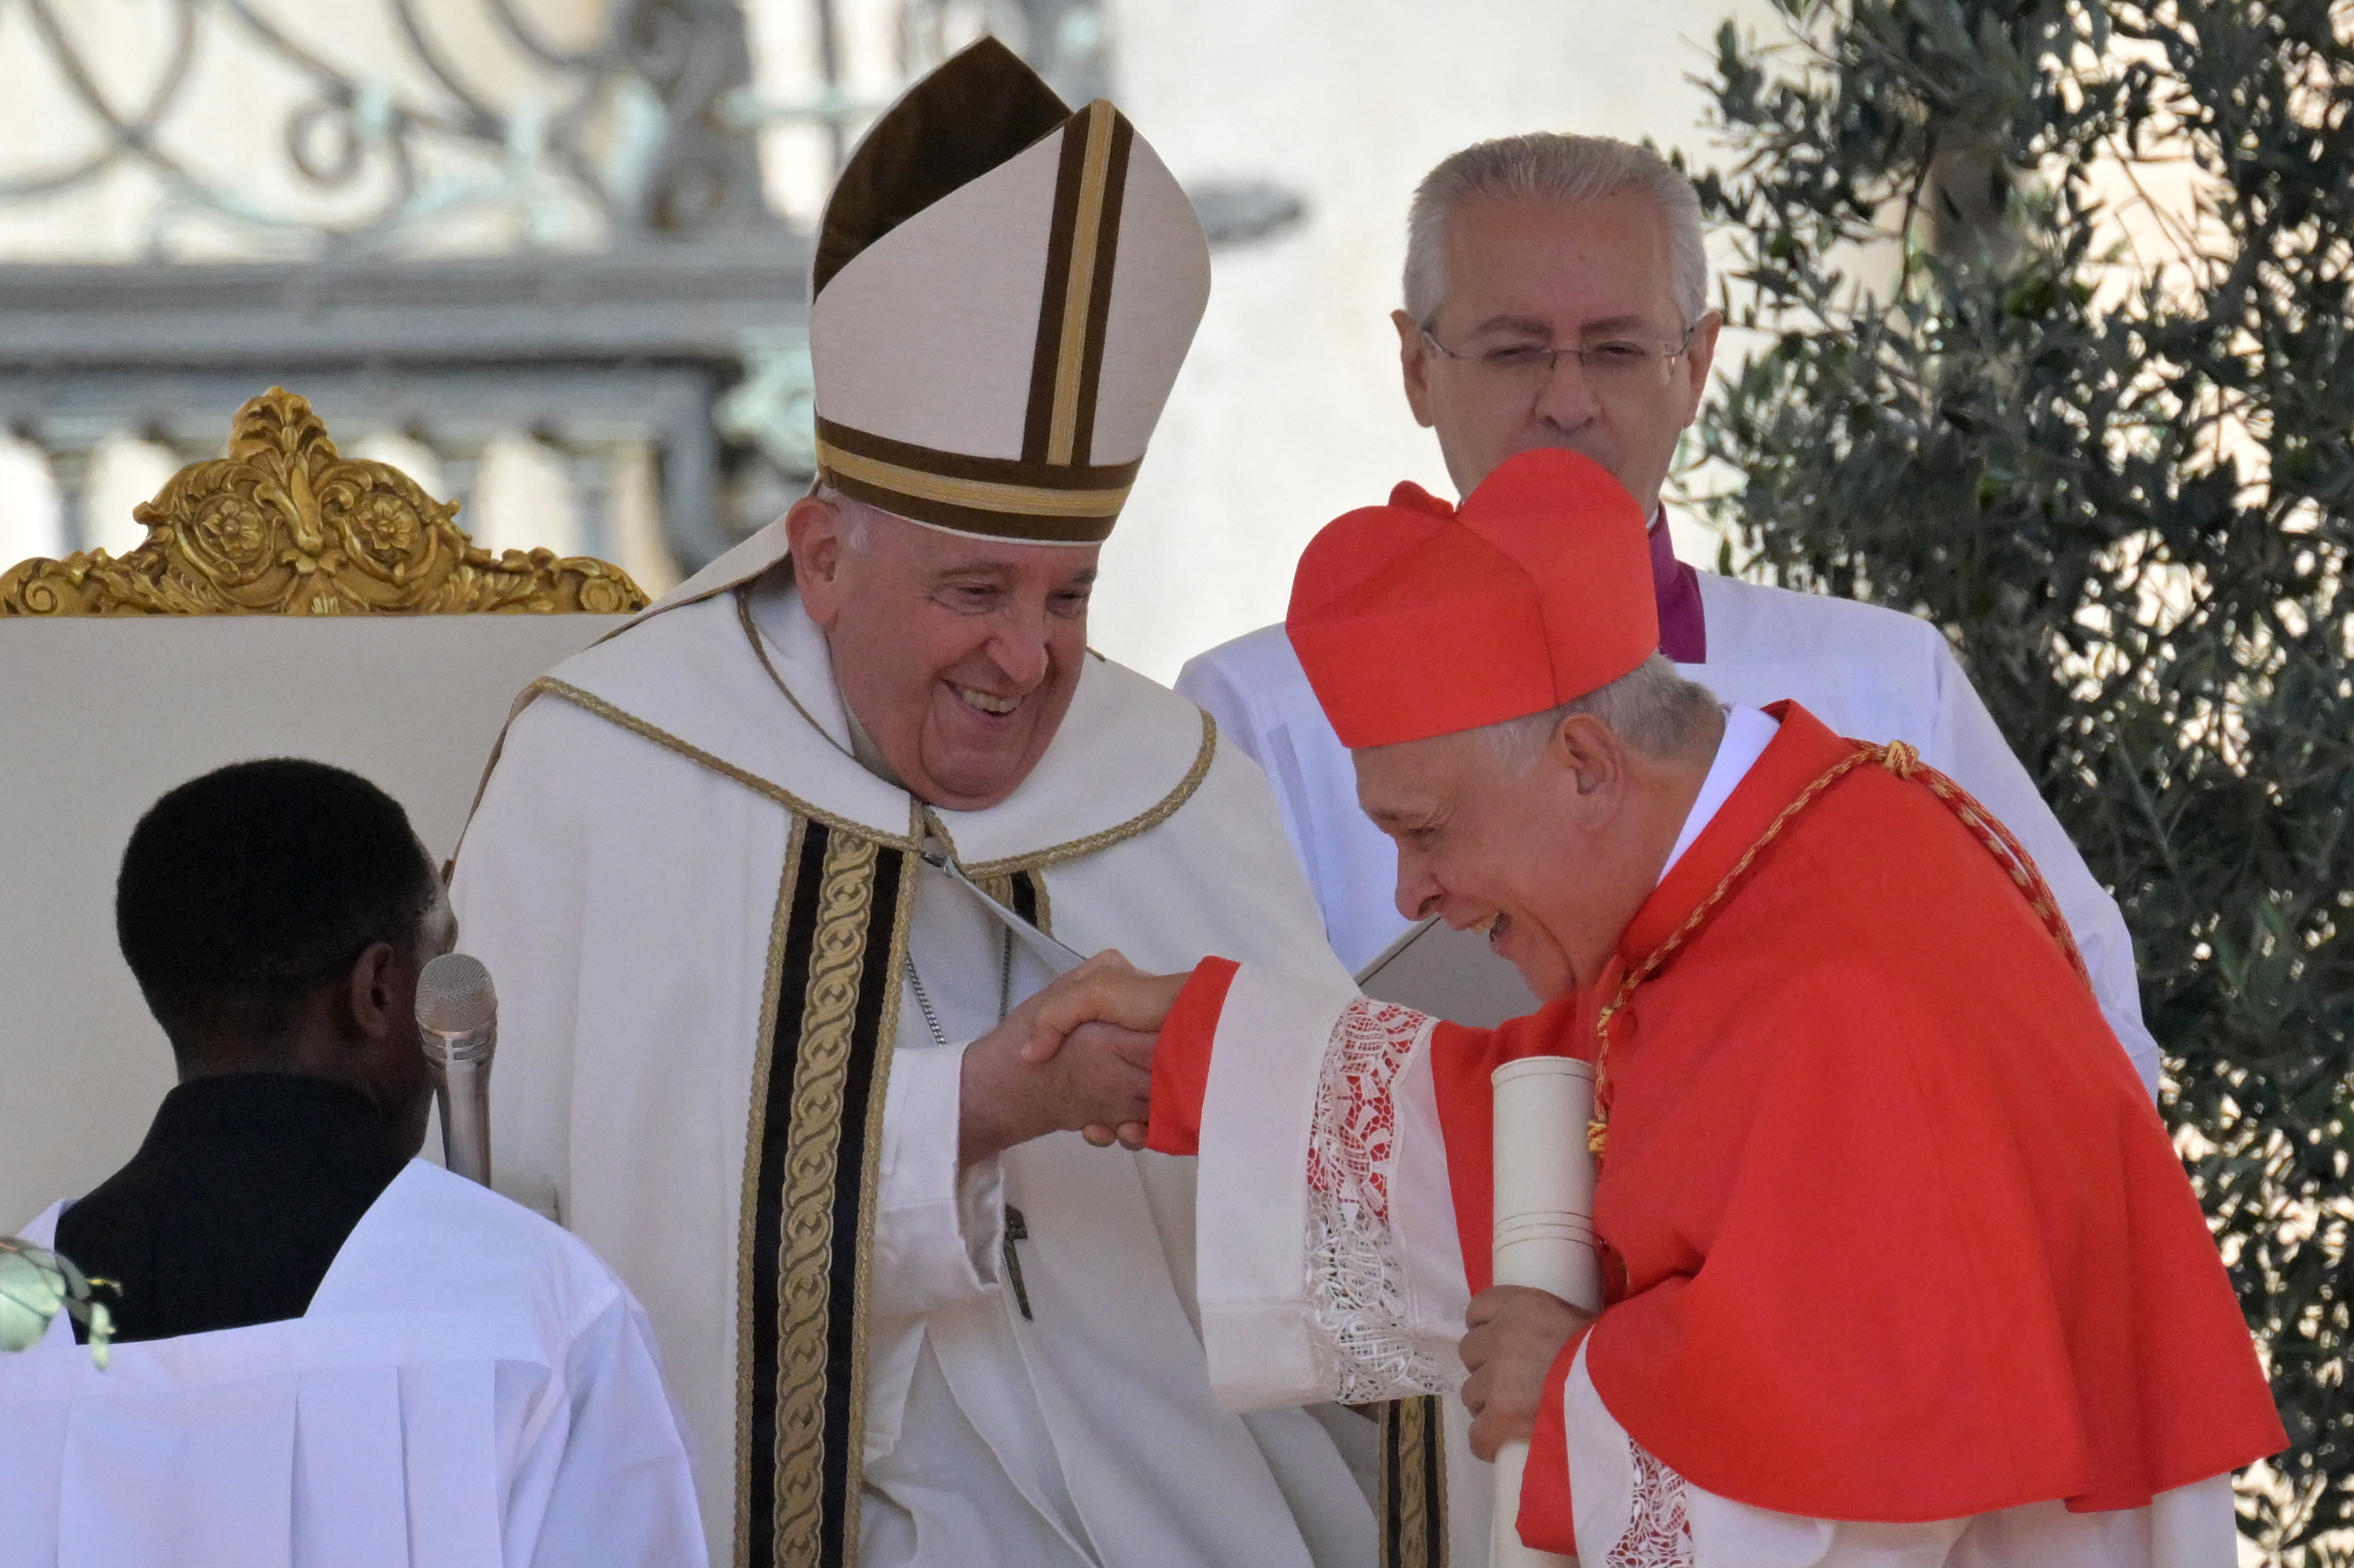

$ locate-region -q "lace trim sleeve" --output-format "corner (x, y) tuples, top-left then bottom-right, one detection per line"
(1303, 995), (1455, 1402)
(1606, 1441), (1696, 1567)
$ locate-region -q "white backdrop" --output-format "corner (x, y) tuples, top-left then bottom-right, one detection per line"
(1086, 0), (1779, 680)
(0, 614), (624, 1232)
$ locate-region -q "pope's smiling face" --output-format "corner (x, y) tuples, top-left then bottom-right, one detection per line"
(790, 494), (1096, 812)
(1355, 712), (1681, 1001)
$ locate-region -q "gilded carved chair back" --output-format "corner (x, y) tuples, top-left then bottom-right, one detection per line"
(0, 388), (648, 617)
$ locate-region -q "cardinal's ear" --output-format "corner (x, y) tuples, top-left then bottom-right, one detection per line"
(1544, 710), (1625, 806)
(1394, 309), (1438, 430)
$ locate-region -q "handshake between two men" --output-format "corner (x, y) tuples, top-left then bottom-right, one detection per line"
(957, 950), (1585, 1468)
(955, 950), (1179, 1165)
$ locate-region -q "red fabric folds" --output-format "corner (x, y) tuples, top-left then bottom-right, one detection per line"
(1424, 701), (2280, 1522)
(1144, 956), (1236, 1158)
(1515, 1327), (1590, 1557)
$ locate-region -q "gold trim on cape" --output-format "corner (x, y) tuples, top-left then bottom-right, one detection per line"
(521, 619), (1217, 879)
(931, 706), (1217, 880)
(527, 677), (925, 854)
(726, 596), (1219, 877)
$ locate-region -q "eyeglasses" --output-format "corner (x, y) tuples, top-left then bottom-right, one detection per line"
(1418, 321), (1700, 393)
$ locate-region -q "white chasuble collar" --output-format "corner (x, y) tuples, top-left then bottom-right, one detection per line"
(530, 561), (1214, 872)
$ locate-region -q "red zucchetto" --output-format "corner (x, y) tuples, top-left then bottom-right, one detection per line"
(1284, 447), (1659, 748)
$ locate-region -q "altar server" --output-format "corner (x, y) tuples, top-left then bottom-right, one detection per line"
(1174, 132), (2163, 1098)
(0, 759), (702, 1568)
(451, 40), (1376, 1568)
(1034, 448), (2283, 1565)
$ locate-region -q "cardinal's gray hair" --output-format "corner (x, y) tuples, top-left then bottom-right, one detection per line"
(1487, 653), (1721, 766)
(1403, 134), (1707, 329)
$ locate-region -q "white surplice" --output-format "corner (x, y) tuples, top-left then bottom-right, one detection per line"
(1556, 1340), (2238, 1567)
(450, 527), (1376, 1568)
(0, 1160), (702, 1568)
(1174, 567), (2162, 1095)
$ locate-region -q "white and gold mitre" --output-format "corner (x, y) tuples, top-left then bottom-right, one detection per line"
(808, 38), (1211, 543)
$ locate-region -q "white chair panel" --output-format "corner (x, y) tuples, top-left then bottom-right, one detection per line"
(0, 614), (627, 1231)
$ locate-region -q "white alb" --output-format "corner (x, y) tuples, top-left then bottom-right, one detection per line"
(0, 1160), (704, 1568)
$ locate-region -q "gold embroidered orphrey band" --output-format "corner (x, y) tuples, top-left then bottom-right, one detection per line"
(1377, 1394), (1449, 1568)
(736, 812), (913, 1568)
(732, 809), (1052, 1568)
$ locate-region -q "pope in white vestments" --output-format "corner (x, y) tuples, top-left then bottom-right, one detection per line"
(452, 40), (1377, 1568)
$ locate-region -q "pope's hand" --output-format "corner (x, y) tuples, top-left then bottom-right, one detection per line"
(1458, 1285), (1595, 1461)
(1014, 951), (1192, 1149)
(959, 976), (1158, 1166)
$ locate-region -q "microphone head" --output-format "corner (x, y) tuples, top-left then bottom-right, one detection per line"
(417, 952), (497, 1037)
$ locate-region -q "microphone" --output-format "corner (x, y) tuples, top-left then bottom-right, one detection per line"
(416, 952), (497, 1188)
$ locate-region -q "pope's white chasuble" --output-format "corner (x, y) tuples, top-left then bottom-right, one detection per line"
(451, 528), (1381, 1568)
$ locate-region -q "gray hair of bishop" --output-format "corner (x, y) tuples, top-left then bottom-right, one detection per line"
(1486, 653), (1721, 767)
(1402, 133), (1709, 330)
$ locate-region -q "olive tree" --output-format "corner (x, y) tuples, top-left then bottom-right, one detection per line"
(1690, 0), (2353, 1556)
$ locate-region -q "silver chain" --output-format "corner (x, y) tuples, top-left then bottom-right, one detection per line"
(907, 924), (1014, 1048)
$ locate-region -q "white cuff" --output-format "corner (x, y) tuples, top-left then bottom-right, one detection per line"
(1193, 962), (1371, 1411)
(871, 1040), (1005, 1320)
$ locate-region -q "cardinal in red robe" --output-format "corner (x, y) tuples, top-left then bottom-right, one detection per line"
(1027, 447), (2282, 1564)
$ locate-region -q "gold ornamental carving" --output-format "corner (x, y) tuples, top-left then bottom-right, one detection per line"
(0, 388), (650, 617)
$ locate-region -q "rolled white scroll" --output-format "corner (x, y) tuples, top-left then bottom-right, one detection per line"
(1488, 1056), (1601, 1568)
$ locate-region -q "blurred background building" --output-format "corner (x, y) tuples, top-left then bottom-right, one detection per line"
(0, 0), (1773, 679)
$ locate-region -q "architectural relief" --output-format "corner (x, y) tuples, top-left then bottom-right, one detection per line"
(0, 388), (647, 616)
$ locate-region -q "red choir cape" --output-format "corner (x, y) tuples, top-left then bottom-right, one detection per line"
(1442, 703), (2282, 1544)
(1152, 701), (2282, 1551)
